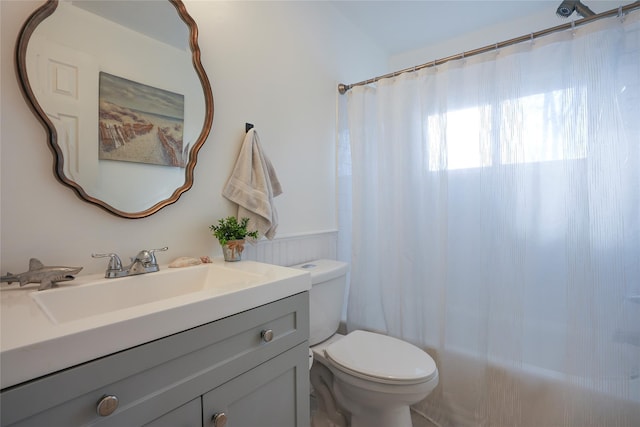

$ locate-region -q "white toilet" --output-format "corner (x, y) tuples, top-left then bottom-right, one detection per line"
(292, 259), (439, 427)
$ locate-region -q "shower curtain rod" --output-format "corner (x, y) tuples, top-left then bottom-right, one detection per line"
(338, 1), (640, 94)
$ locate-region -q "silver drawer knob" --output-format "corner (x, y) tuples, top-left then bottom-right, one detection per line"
(96, 394), (119, 416)
(261, 329), (274, 342)
(212, 412), (228, 427)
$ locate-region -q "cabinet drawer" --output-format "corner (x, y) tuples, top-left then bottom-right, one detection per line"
(1, 292), (309, 427)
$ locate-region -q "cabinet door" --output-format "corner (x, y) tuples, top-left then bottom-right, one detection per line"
(203, 343), (310, 427)
(143, 398), (201, 427)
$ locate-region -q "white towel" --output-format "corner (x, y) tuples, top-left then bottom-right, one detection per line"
(222, 129), (282, 240)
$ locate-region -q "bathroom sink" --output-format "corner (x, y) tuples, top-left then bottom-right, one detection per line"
(31, 263), (263, 324)
(2, 259), (310, 389)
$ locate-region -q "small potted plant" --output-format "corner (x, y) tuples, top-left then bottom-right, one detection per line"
(210, 216), (259, 261)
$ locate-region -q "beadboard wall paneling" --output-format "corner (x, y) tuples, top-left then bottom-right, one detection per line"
(243, 231), (338, 266)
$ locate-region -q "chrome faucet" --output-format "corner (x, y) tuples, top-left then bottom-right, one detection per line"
(92, 247), (168, 279)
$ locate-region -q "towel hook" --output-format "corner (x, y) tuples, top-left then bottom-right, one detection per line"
(245, 123), (254, 133)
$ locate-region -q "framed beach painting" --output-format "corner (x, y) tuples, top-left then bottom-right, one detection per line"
(98, 72), (186, 167)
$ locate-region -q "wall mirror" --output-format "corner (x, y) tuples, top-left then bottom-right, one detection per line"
(16, 0), (214, 218)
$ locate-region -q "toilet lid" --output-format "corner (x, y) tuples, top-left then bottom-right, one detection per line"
(324, 330), (437, 385)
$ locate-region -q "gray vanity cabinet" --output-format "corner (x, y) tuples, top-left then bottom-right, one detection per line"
(0, 292), (310, 427)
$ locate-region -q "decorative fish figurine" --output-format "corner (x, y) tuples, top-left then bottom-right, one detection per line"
(1, 258), (83, 291)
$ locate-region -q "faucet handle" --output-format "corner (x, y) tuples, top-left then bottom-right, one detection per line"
(137, 247), (168, 266)
(92, 253), (123, 272)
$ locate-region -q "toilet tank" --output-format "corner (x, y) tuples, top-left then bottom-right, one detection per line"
(291, 259), (349, 346)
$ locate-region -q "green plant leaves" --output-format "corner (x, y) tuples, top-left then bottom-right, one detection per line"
(209, 216), (259, 245)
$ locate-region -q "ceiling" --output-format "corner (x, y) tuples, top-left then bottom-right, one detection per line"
(72, 0), (189, 49)
(328, 0), (635, 56)
(72, 1), (637, 56)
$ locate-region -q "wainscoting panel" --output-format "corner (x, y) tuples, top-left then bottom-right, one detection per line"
(243, 230), (338, 267)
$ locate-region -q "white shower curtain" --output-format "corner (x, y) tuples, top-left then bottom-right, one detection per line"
(338, 11), (639, 427)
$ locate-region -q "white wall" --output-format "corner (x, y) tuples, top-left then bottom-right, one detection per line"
(0, 0), (386, 276)
(389, 6), (557, 71)
(5, 1), (621, 277)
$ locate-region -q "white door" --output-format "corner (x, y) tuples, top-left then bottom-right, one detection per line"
(26, 35), (99, 186)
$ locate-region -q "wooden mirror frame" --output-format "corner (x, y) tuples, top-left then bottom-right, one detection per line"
(15, 0), (214, 219)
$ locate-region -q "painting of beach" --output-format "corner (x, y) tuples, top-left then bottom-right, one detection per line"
(98, 72), (186, 167)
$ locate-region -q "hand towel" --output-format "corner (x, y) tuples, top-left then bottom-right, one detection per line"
(222, 129), (282, 240)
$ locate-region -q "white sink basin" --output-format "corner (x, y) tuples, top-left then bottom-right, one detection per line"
(31, 263), (262, 324)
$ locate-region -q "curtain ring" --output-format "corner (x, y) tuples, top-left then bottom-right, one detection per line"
(618, 5), (624, 20)
(571, 20), (576, 34)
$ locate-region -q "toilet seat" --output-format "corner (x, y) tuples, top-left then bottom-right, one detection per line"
(324, 330), (437, 385)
